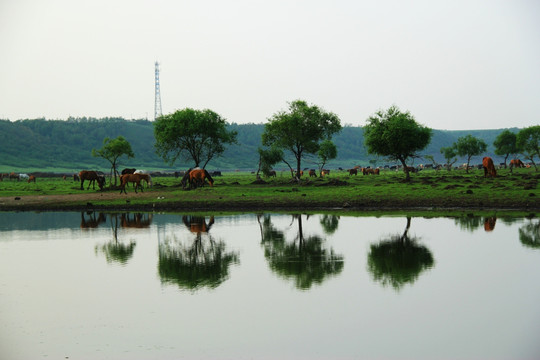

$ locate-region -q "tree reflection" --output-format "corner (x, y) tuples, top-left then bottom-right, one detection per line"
(259, 214), (344, 290)
(519, 219), (540, 249)
(95, 213), (136, 265)
(320, 214), (340, 235)
(158, 215), (239, 291)
(367, 217), (434, 290)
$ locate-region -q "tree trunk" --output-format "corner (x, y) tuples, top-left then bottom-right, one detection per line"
(399, 158), (410, 181)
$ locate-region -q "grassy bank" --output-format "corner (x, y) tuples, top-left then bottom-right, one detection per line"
(0, 168), (538, 213)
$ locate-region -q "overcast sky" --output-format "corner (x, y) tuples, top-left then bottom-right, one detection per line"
(1, 0), (539, 130)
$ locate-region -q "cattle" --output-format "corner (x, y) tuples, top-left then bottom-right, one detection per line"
(482, 157), (497, 178)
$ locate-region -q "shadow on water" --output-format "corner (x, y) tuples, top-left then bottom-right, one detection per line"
(158, 215), (239, 291)
(367, 217), (435, 291)
(258, 214), (344, 290)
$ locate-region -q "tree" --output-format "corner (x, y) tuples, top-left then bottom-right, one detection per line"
(317, 140), (338, 176)
(516, 125), (540, 171)
(92, 136), (134, 186)
(256, 146), (283, 178)
(453, 135), (487, 173)
(440, 146), (458, 171)
(364, 105), (432, 180)
(493, 130), (518, 168)
(262, 100), (342, 180)
(153, 108), (237, 168)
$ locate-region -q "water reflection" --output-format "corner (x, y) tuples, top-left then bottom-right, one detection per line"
(95, 213), (143, 265)
(320, 214), (340, 235)
(454, 214), (501, 233)
(258, 214), (344, 290)
(519, 218), (540, 249)
(80, 211), (106, 229)
(367, 217), (434, 290)
(158, 215), (239, 291)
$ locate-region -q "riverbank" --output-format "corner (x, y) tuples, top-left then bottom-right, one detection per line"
(0, 169), (538, 213)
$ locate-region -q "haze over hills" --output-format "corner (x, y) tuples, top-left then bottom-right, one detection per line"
(0, 118), (520, 172)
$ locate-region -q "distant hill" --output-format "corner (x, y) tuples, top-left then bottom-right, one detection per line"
(0, 117), (520, 172)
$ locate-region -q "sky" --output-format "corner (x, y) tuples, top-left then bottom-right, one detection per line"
(1, 0), (539, 130)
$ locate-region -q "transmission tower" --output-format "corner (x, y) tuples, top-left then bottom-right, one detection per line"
(154, 61), (163, 120)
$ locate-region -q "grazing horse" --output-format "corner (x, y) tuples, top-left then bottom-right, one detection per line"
(309, 169), (317, 177)
(119, 173), (152, 194)
(28, 175), (36, 183)
(9, 172), (20, 181)
(349, 168), (358, 176)
(321, 169), (330, 177)
(268, 170), (277, 177)
(73, 173), (80, 181)
(79, 170), (105, 190)
(482, 157), (497, 178)
(189, 168), (214, 189)
(509, 159), (525, 169)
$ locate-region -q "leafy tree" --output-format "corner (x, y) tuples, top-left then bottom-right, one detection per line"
(92, 136), (134, 186)
(262, 100), (342, 180)
(453, 135), (487, 173)
(317, 140), (338, 176)
(256, 146), (283, 178)
(493, 130), (518, 168)
(154, 108), (238, 168)
(516, 125), (540, 171)
(440, 146), (458, 170)
(364, 105), (432, 180)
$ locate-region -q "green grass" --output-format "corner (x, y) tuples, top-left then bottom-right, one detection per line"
(0, 167), (538, 212)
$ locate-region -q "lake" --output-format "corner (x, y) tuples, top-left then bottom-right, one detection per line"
(1, 211), (539, 359)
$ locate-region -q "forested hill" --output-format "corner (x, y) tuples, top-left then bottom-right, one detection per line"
(0, 118), (519, 172)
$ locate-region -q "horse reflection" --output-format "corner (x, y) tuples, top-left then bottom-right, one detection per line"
(80, 212), (106, 229)
(120, 213), (153, 228)
(484, 217), (496, 232)
(182, 215), (214, 236)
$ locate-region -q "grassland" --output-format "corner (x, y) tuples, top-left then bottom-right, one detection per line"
(0, 168), (538, 214)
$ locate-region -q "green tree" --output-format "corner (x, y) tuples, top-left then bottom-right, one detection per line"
(453, 135), (487, 173)
(317, 140), (338, 176)
(364, 105), (432, 180)
(516, 125), (540, 171)
(262, 100), (342, 180)
(440, 146), (458, 170)
(493, 130), (518, 168)
(154, 108), (237, 168)
(256, 146), (283, 178)
(92, 136), (134, 186)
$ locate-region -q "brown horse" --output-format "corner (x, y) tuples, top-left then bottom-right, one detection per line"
(509, 159), (525, 169)
(28, 175), (36, 183)
(482, 157), (497, 178)
(348, 168), (358, 176)
(309, 169), (317, 177)
(119, 173), (152, 194)
(189, 168), (214, 189)
(79, 171), (105, 190)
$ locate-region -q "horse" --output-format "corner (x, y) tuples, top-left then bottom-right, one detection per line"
(482, 157), (497, 178)
(120, 213), (153, 228)
(348, 168), (358, 176)
(268, 170), (277, 177)
(321, 169), (330, 177)
(79, 170), (106, 190)
(309, 169), (317, 177)
(119, 173), (152, 194)
(121, 168), (136, 175)
(509, 159), (525, 169)
(189, 168), (214, 189)
(28, 175), (36, 183)
(182, 215), (214, 234)
(484, 217), (496, 232)
(73, 173), (80, 181)
(9, 172), (20, 181)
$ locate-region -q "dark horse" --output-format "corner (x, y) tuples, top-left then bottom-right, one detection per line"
(121, 168), (137, 175)
(79, 170), (105, 190)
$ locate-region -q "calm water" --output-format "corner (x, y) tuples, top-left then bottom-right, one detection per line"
(0, 211), (539, 360)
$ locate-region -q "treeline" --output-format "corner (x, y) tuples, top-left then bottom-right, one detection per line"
(0, 117), (518, 172)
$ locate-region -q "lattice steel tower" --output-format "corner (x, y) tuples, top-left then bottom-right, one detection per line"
(154, 61), (163, 120)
